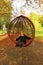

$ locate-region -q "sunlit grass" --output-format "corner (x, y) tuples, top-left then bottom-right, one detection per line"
(0, 30), (7, 35)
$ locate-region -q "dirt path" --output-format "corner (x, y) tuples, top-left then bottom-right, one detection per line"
(0, 34), (16, 47)
(0, 34), (8, 40)
(0, 34), (43, 44)
(0, 34), (43, 65)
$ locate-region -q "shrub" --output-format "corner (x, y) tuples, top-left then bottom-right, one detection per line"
(0, 22), (3, 29)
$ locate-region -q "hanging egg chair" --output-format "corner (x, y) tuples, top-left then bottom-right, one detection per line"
(7, 15), (35, 47)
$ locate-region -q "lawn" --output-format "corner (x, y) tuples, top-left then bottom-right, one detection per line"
(0, 30), (7, 35)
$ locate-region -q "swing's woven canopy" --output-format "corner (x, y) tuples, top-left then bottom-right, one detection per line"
(7, 15), (35, 47)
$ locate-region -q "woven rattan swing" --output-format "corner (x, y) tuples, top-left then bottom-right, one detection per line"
(7, 15), (35, 47)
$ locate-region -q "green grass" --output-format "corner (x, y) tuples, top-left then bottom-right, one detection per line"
(35, 31), (43, 37)
(0, 30), (7, 35)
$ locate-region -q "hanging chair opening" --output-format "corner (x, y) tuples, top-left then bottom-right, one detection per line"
(7, 15), (35, 47)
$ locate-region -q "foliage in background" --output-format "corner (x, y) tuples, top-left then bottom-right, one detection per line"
(0, 0), (12, 13)
(40, 15), (43, 27)
(0, 0), (12, 30)
(29, 12), (43, 36)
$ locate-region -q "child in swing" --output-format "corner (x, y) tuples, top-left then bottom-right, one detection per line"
(16, 31), (31, 47)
